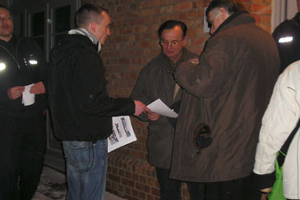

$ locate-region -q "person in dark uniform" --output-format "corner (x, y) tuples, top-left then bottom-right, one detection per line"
(273, 0), (300, 73)
(0, 5), (47, 200)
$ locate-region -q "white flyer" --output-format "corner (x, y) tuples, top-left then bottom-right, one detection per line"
(147, 98), (178, 118)
(108, 116), (137, 153)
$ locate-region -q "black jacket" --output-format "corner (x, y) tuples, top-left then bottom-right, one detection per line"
(0, 36), (47, 117)
(48, 34), (135, 141)
(273, 12), (300, 73)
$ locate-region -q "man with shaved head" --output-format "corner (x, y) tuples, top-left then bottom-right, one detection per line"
(49, 4), (149, 200)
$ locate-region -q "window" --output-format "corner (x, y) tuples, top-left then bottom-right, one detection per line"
(18, 0), (81, 171)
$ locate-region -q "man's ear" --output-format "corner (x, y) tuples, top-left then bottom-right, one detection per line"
(89, 21), (96, 33)
(219, 7), (230, 20)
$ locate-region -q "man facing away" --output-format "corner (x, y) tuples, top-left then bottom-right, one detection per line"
(0, 5), (47, 200)
(272, 0), (300, 73)
(131, 20), (198, 200)
(169, 0), (280, 199)
(48, 4), (149, 200)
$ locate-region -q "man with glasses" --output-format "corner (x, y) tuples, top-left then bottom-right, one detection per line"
(131, 20), (197, 200)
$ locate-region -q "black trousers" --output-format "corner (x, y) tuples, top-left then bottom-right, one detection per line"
(156, 167), (181, 200)
(188, 176), (261, 200)
(155, 167), (205, 200)
(0, 113), (46, 200)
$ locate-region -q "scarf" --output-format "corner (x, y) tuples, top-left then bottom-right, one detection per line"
(68, 28), (101, 53)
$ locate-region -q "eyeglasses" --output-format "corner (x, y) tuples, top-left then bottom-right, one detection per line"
(160, 39), (182, 47)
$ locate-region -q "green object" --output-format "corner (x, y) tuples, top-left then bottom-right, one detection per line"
(268, 151), (286, 200)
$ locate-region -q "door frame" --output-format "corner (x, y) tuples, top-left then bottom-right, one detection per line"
(23, 0), (81, 171)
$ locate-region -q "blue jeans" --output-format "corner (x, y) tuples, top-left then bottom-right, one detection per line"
(62, 140), (108, 200)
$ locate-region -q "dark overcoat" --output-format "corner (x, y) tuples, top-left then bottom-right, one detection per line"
(170, 12), (280, 182)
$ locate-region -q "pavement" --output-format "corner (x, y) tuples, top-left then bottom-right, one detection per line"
(32, 166), (126, 200)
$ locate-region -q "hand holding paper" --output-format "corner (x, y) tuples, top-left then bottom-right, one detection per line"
(30, 81), (45, 95)
(22, 84), (35, 106)
(7, 86), (25, 100)
(134, 100), (150, 116)
(147, 112), (160, 121)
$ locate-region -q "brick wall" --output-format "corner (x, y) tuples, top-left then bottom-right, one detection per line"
(83, 0), (273, 199)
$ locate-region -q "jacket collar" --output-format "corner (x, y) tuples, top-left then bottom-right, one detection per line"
(210, 11), (252, 38)
(160, 47), (190, 73)
(68, 28), (101, 52)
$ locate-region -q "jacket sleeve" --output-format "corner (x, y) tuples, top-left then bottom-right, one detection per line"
(78, 52), (135, 116)
(130, 67), (151, 122)
(253, 61), (300, 176)
(174, 38), (230, 98)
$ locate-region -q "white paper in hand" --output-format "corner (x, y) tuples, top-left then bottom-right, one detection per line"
(147, 98), (178, 118)
(22, 83), (35, 106)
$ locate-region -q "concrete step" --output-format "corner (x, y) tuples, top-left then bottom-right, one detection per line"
(33, 166), (126, 200)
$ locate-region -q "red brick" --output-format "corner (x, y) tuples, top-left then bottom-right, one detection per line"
(252, 3), (272, 14)
(174, 2), (193, 12)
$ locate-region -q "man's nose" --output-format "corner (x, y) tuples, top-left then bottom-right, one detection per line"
(0, 18), (8, 24)
(166, 43), (173, 49)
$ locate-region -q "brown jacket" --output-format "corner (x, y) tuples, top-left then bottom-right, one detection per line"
(170, 12), (279, 182)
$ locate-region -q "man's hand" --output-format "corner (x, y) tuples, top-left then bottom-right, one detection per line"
(260, 188), (272, 200)
(188, 58), (199, 65)
(7, 86), (25, 100)
(30, 81), (45, 95)
(147, 112), (160, 121)
(260, 187), (272, 193)
(133, 100), (150, 116)
(260, 193), (268, 200)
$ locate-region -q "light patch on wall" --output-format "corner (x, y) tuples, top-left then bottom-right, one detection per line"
(204, 7), (210, 33)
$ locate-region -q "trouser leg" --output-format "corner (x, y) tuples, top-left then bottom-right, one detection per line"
(187, 176), (260, 200)
(18, 113), (46, 200)
(188, 182), (205, 200)
(63, 139), (108, 200)
(0, 115), (21, 200)
(204, 176), (260, 200)
(156, 167), (181, 200)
